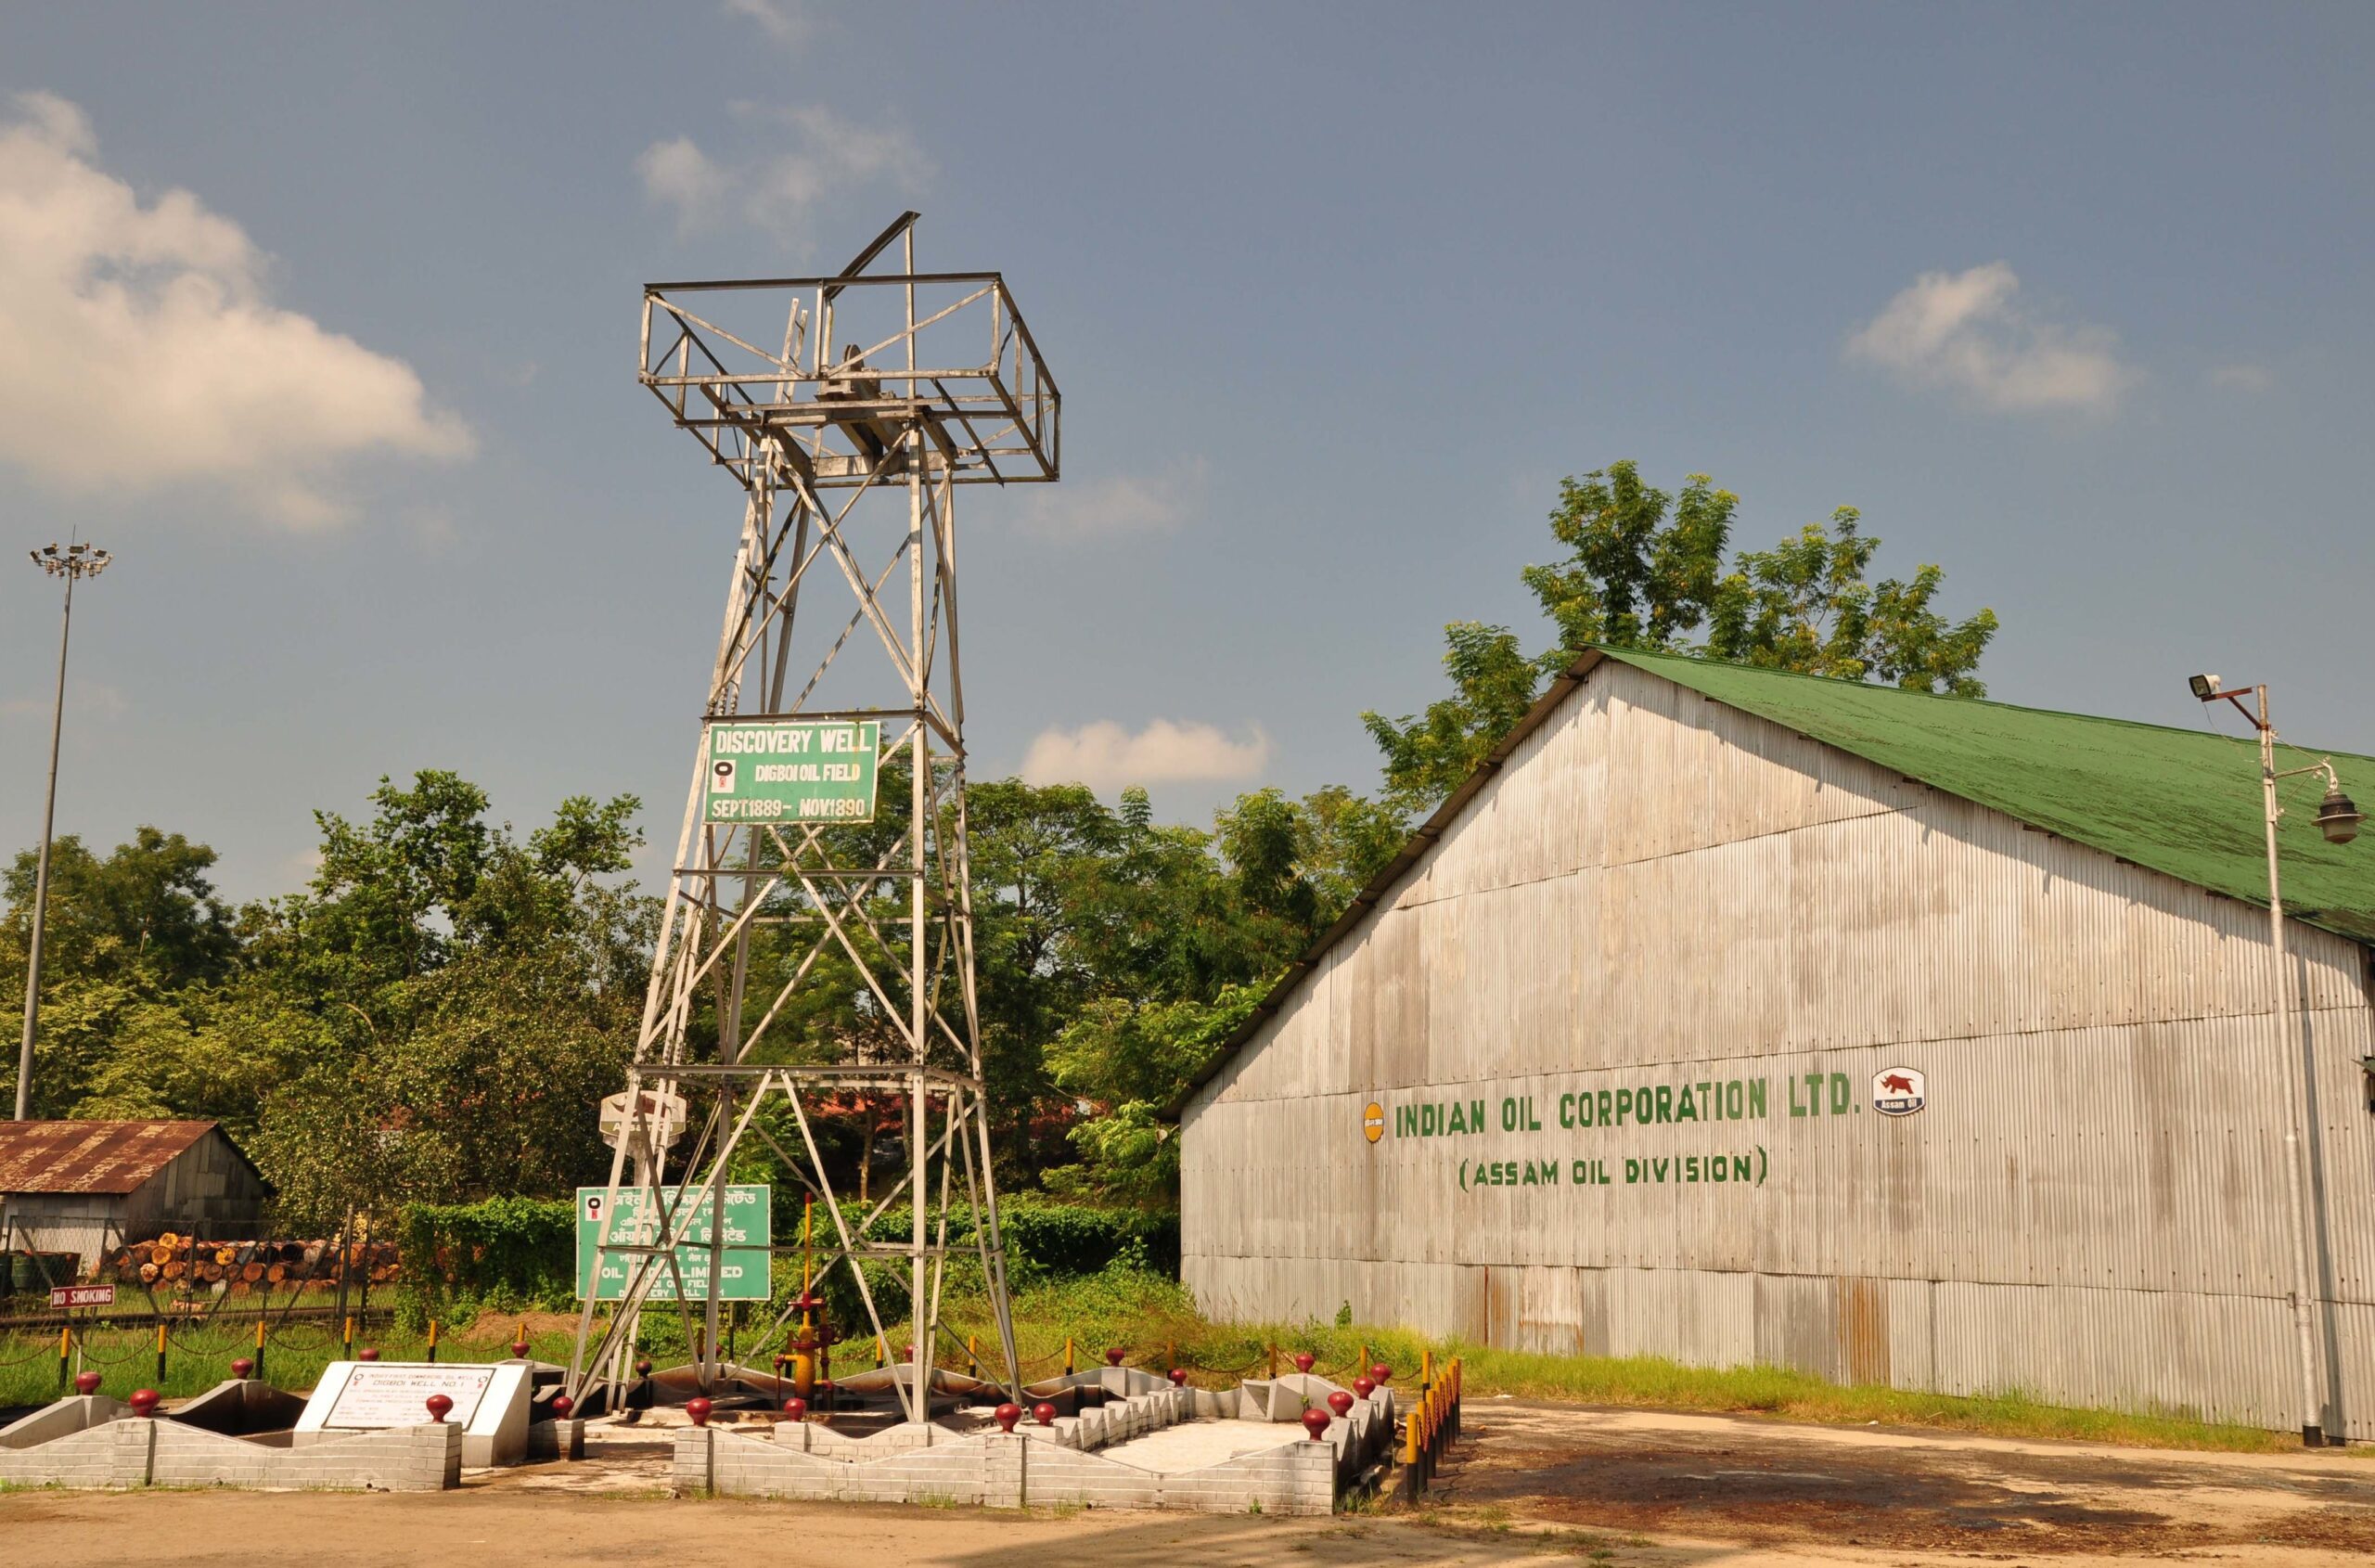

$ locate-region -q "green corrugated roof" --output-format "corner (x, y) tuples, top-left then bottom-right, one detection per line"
(1603, 647), (2375, 945)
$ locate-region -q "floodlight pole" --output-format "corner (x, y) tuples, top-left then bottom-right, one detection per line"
(2200, 677), (2348, 1446)
(2251, 686), (2330, 1447)
(16, 543), (109, 1122)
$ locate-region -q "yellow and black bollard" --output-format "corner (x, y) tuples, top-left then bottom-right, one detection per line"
(253, 1316), (267, 1382)
(427, 1318), (439, 1364)
(56, 1325), (71, 1391)
(155, 1321), (167, 1386)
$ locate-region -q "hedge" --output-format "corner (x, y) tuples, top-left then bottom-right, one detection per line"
(394, 1195), (577, 1313)
(393, 1192), (1176, 1314)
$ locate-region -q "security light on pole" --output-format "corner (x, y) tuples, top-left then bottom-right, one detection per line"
(15, 543), (111, 1122)
(2189, 671), (2356, 1446)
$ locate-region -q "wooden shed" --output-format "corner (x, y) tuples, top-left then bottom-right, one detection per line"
(0, 1120), (268, 1279)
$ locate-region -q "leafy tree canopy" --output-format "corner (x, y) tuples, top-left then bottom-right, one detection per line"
(1366, 461), (1999, 813)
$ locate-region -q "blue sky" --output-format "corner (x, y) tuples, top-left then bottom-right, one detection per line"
(2, 3), (2370, 901)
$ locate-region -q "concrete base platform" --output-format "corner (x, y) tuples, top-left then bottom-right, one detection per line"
(1099, 1418), (1312, 1472)
(675, 1369), (1398, 1515)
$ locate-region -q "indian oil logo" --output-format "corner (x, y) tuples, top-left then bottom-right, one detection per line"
(1362, 1101), (1384, 1144)
(1872, 1066), (1927, 1117)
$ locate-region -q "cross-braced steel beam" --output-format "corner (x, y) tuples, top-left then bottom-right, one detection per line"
(567, 215), (1058, 1423)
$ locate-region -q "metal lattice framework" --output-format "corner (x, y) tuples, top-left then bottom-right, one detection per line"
(566, 213), (1059, 1420)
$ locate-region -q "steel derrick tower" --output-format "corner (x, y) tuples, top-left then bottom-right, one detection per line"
(567, 213), (1059, 1420)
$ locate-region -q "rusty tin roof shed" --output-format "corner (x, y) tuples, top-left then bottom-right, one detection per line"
(0, 1120), (257, 1196)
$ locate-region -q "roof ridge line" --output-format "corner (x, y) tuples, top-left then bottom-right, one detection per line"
(1594, 644), (2361, 754)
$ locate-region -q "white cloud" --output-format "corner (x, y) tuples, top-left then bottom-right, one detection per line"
(0, 92), (472, 526)
(635, 105), (931, 243)
(1845, 262), (2137, 415)
(1021, 719), (1272, 792)
(1019, 456), (1210, 540)
(2208, 363), (2275, 393)
(635, 135), (730, 234)
(725, 0), (815, 46)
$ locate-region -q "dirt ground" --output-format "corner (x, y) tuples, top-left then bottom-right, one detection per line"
(6, 1399), (2374, 1567)
(1422, 1398), (2375, 1562)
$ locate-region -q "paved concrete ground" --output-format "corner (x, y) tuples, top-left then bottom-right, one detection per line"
(6, 1399), (2374, 1564)
(1098, 1416), (1301, 1472)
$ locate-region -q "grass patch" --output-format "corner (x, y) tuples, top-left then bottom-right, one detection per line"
(3, 1266), (2309, 1456)
(0, 1301), (619, 1408)
(1441, 1341), (2293, 1452)
(935, 1269), (2296, 1455)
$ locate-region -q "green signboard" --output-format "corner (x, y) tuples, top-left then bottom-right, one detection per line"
(703, 719), (880, 826)
(575, 1185), (772, 1302)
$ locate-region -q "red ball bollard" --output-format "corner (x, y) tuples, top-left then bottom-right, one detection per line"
(426, 1394), (454, 1424)
(1300, 1407), (1331, 1442)
(635, 1357), (653, 1377)
(73, 1370), (101, 1396)
(783, 1396), (807, 1421)
(510, 1340), (530, 1361)
(686, 1396), (712, 1427)
(1032, 1402), (1057, 1427)
(995, 1402), (1021, 1433)
(551, 1394), (574, 1419)
(358, 1346), (379, 1362)
(232, 1358), (255, 1380)
(130, 1389), (160, 1419)
(1369, 1362), (1392, 1384)
(1352, 1375), (1376, 1399)
(1292, 1352), (1315, 1374)
(1104, 1348), (1125, 1367)
(1167, 1368), (1188, 1386)
(1328, 1391), (1354, 1418)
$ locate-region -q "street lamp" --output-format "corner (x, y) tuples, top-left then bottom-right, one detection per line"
(2189, 672), (2356, 1445)
(14, 542), (110, 1122)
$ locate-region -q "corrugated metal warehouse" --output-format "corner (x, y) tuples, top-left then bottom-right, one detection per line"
(0, 1120), (269, 1278)
(1177, 648), (2375, 1438)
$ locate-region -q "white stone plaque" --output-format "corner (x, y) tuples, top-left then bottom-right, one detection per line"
(323, 1364), (494, 1429)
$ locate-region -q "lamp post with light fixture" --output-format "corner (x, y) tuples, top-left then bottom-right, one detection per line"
(14, 542), (111, 1122)
(2189, 672), (2360, 1446)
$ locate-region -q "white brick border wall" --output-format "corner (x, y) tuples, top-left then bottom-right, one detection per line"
(0, 1414), (461, 1491)
(679, 1379), (1384, 1516)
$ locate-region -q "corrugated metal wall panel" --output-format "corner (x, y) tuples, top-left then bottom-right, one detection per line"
(1183, 659), (2375, 1435)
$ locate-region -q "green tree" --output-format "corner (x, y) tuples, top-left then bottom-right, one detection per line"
(1214, 785), (1404, 935)
(1523, 462), (1739, 657)
(1043, 983), (1266, 1208)
(1369, 463), (2000, 813)
(236, 771), (648, 1215)
(1361, 623), (1551, 818)
(1707, 508), (1998, 695)
(1, 829), (243, 1114)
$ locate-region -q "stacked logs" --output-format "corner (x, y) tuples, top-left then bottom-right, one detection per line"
(102, 1236), (403, 1294)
